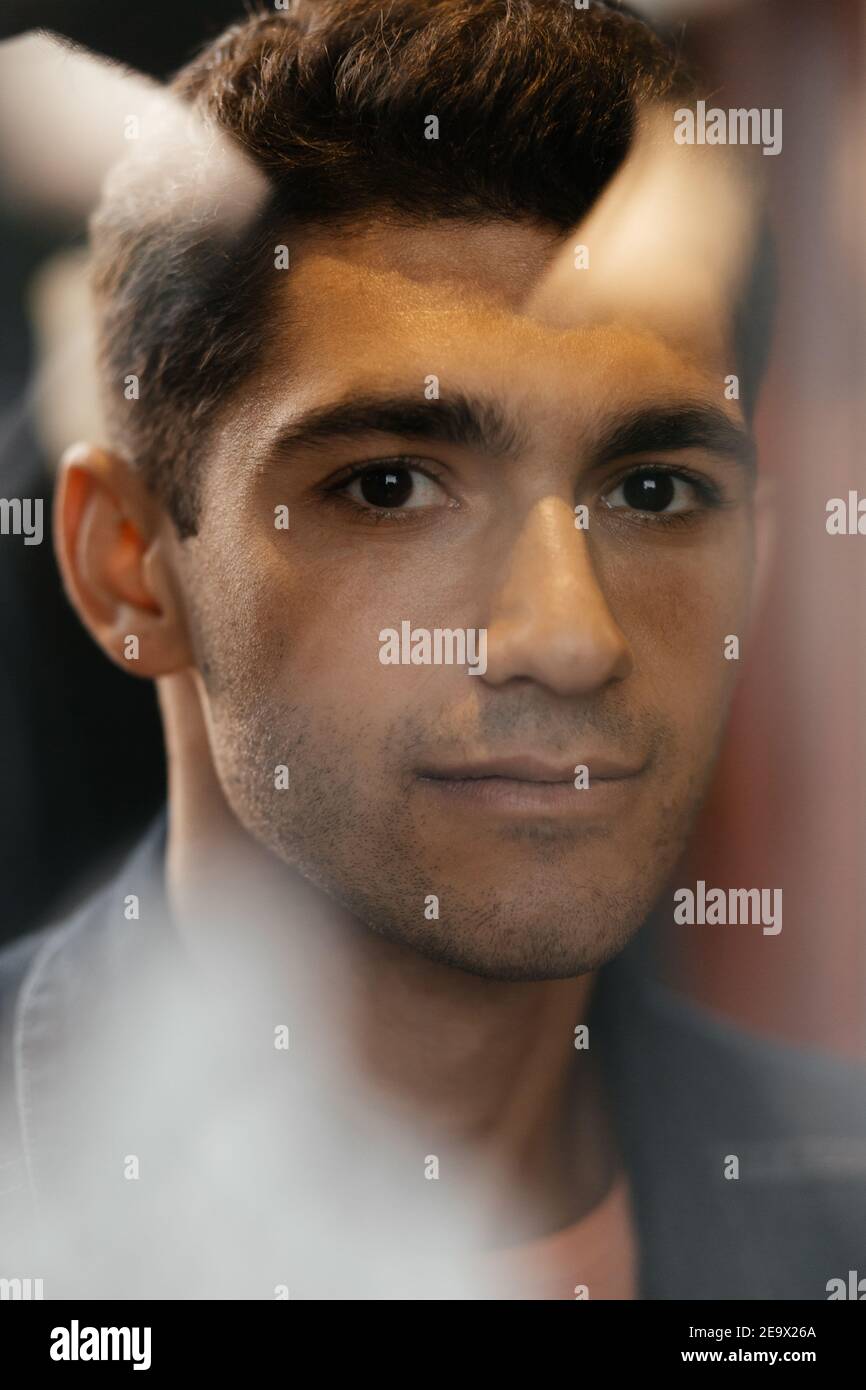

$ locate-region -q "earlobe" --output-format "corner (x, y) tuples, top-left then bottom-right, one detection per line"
(54, 442), (193, 678)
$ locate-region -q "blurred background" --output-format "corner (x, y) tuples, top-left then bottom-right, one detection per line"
(0, 0), (863, 1060)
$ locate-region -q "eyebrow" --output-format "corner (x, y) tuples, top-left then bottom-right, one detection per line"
(264, 391), (754, 472)
(266, 391), (526, 462)
(591, 405), (756, 474)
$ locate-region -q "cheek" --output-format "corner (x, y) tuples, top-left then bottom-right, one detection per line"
(601, 529), (753, 719)
(198, 530), (425, 737)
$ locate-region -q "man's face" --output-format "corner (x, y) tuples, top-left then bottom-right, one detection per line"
(171, 217), (759, 980)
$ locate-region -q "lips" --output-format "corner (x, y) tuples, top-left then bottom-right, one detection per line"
(417, 752), (645, 783)
(415, 751), (646, 819)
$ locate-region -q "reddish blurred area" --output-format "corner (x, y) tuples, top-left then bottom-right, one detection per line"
(659, 0), (866, 1060)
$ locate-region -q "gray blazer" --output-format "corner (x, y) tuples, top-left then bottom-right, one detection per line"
(1, 812), (864, 1299)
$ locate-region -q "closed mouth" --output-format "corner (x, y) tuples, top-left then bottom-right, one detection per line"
(417, 753), (646, 784)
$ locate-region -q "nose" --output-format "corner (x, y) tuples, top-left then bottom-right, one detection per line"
(482, 495), (633, 696)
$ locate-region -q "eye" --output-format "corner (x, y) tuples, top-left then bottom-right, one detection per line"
(339, 462), (448, 511)
(602, 467), (709, 516)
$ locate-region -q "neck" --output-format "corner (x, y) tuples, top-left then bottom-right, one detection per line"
(159, 671), (618, 1243)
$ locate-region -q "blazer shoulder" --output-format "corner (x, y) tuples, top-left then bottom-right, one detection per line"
(0, 885), (115, 1060)
(0, 924), (59, 1034)
(0, 923), (63, 1191)
(641, 972), (866, 1139)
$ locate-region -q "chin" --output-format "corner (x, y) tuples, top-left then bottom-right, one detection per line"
(362, 900), (643, 983)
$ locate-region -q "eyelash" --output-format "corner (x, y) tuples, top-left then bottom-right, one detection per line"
(321, 456), (451, 523)
(320, 459), (727, 524)
(601, 463), (727, 528)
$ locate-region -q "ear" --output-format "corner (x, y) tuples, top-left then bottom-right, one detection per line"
(53, 442), (193, 677)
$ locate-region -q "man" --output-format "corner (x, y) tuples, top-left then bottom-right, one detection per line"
(0, 0), (864, 1300)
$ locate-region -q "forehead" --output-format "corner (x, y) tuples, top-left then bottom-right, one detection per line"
(253, 217), (739, 432)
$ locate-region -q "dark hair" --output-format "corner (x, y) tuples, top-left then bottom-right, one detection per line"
(90, 0), (770, 538)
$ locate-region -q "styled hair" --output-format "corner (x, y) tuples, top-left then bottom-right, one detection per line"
(90, 0), (770, 538)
